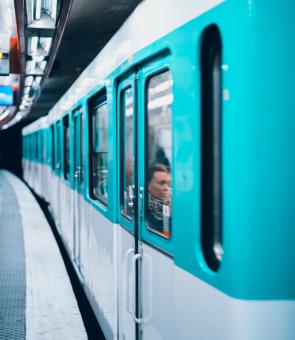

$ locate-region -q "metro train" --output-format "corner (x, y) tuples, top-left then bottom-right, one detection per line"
(22, 0), (295, 339)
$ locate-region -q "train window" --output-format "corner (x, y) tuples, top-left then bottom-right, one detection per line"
(56, 123), (61, 172)
(51, 125), (55, 168)
(63, 116), (70, 180)
(120, 86), (134, 219)
(145, 70), (173, 239)
(89, 91), (108, 205)
(35, 133), (38, 161)
(73, 107), (84, 186)
(80, 111), (84, 185)
(200, 25), (223, 271)
(41, 131), (46, 163)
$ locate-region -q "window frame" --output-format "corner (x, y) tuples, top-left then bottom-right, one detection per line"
(88, 89), (109, 206)
(144, 67), (173, 240)
(200, 24), (223, 272)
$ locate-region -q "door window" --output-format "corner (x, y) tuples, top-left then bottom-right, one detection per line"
(146, 70), (173, 238)
(89, 92), (108, 204)
(63, 115), (70, 180)
(120, 86), (134, 219)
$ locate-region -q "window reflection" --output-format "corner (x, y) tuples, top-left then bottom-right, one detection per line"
(90, 96), (108, 204)
(121, 87), (134, 219)
(146, 70), (173, 238)
(64, 117), (70, 180)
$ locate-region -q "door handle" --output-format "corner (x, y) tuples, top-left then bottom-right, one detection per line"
(131, 253), (142, 324)
(125, 248), (135, 315)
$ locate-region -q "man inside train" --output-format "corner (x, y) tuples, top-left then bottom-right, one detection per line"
(147, 163), (171, 236)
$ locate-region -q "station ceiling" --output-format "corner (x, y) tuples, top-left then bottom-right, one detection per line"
(27, 0), (141, 123)
(0, 0), (141, 127)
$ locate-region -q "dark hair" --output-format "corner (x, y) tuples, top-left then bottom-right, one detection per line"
(148, 163), (169, 182)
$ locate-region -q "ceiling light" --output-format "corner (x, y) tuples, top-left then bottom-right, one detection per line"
(35, 0), (41, 20)
(35, 76), (42, 84)
(24, 86), (30, 94)
(0, 109), (10, 122)
(25, 76), (34, 86)
(30, 36), (39, 54)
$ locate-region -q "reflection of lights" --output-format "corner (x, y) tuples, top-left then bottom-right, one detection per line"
(149, 80), (173, 96)
(148, 94), (173, 110)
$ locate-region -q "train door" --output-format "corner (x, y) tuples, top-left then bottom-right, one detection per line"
(73, 108), (83, 272)
(118, 56), (175, 340)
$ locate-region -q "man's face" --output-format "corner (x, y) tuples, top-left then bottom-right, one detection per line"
(148, 171), (170, 200)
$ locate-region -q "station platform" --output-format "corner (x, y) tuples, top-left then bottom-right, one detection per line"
(0, 170), (87, 340)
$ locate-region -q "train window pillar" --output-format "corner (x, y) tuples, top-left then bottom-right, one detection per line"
(200, 25), (223, 271)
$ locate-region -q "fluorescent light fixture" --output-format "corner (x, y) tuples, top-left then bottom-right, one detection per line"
(35, 76), (42, 84)
(39, 37), (52, 54)
(26, 60), (36, 73)
(0, 109), (10, 122)
(25, 76), (34, 86)
(16, 113), (23, 121)
(24, 86), (30, 94)
(35, 0), (42, 20)
(30, 36), (39, 54)
(38, 60), (47, 71)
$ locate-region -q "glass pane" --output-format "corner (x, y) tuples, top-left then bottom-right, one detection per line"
(90, 95), (108, 204)
(92, 102), (108, 151)
(146, 70), (173, 238)
(35, 133), (38, 160)
(56, 124), (60, 171)
(92, 152), (108, 202)
(74, 116), (79, 178)
(80, 112), (83, 184)
(121, 87), (134, 218)
(64, 119), (70, 180)
(51, 126), (55, 168)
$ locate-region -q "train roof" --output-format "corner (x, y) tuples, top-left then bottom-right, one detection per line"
(23, 116), (49, 135)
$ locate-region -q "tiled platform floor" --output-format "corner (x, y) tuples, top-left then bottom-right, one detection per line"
(0, 170), (87, 340)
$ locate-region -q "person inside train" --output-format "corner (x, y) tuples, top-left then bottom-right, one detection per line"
(147, 163), (171, 235)
(155, 147), (170, 172)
